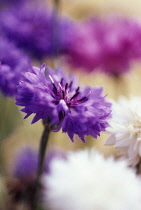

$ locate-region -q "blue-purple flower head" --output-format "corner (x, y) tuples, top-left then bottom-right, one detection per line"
(0, 0), (38, 7)
(13, 147), (66, 180)
(13, 148), (39, 181)
(16, 64), (111, 142)
(0, 4), (73, 60)
(67, 16), (141, 75)
(0, 37), (31, 97)
(0, 0), (23, 7)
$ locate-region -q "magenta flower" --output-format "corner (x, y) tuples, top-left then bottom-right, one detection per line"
(16, 64), (111, 142)
(67, 16), (141, 75)
(67, 22), (101, 71)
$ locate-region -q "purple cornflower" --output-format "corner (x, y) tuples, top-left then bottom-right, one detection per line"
(13, 147), (66, 180)
(16, 64), (111, 142)
(0, 4), (73, 60)
(13, 148), (39, 181)
(0, 0), (22, 7)
(0, 0), (34, 7)
(10, 147), (65, 205)
(67, 16), (141, 75)
(0, 37), (31, 97)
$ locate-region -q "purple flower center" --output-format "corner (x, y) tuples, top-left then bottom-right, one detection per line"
(48, 75), (88, 111)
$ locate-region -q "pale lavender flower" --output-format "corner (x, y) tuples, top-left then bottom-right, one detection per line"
(0, 37), (31, 97)
(16, 64), (111, 142)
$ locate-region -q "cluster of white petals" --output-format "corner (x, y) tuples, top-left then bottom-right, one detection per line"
(106, 97), (141, 166)
(42, 149), (141, 210)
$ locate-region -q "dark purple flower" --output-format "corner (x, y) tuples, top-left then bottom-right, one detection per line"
(67, 16), (141, 75)
(0, 0), (23, 7)
(16, 64), (111, 142)
(9, 146), (65, 205)
(13, 148), (38, 180)
(0, 37), (31, 97)
(13, 147), (66, 180)
(0, 4), (73, 60)
(0, 0), (36, 7)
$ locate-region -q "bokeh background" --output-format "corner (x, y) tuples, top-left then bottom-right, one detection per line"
(1, 0), (141, 176)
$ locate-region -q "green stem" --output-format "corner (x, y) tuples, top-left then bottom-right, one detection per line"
(31, 123), (51, 210)
(37, 123), (51, 178)
(54, 0), (61, 13)
(113, 73), (128, 100)
(136, 159), (141, 174)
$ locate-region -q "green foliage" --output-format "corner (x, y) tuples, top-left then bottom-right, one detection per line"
(0, 95), (22, 141)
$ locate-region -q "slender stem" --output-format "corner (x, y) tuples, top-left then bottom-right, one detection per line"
(31, 123), (51, 210)
(54, 0), (61, 15)
(54, 0), (59, 8)
(136, 159), (141, 174)
(113, 73), (121, 100)
(113, 73), (128, 100)
(37, 123), (51, 178)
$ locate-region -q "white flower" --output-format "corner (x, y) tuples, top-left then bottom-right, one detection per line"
(42, 149), (141, 210)
(106, 96), (141, 166)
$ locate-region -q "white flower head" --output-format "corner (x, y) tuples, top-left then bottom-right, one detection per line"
(106, 96), (141, 166)
(42, 149), (141, 210)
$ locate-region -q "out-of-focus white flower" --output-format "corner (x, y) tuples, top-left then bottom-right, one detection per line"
(106, 97), (141, 166)
(42, 149), (141, 210)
